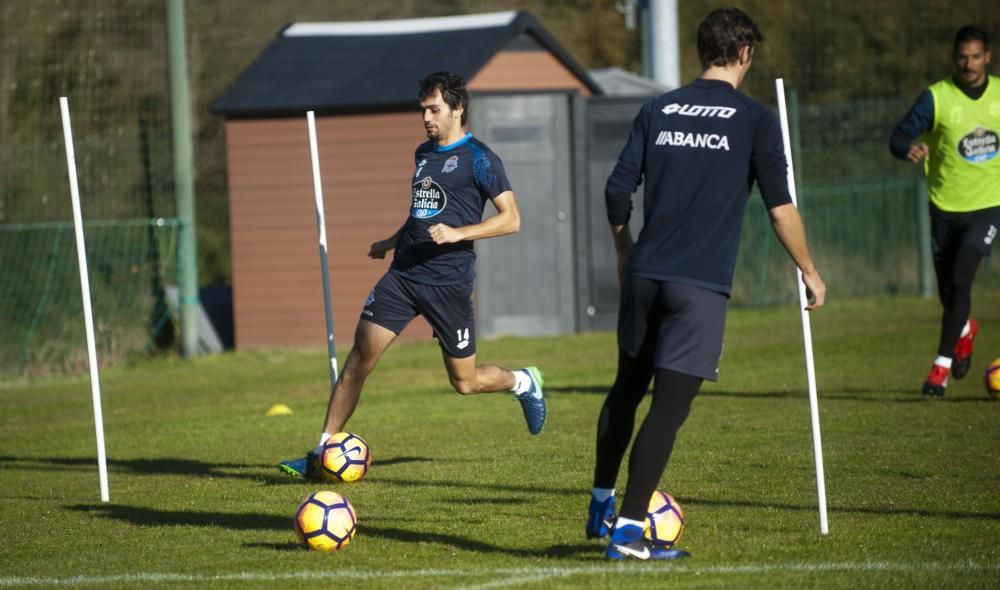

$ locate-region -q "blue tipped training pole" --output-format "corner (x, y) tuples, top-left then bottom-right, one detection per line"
(775, 78), (829, 535)
(306, 111), (338, 390)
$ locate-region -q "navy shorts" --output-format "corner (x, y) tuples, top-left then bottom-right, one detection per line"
(617, 276), (727, 381)
(361, 271), (476, 358)
(930, 203), (1000, 259)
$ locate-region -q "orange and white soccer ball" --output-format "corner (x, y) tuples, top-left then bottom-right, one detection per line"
(294, 490), (357, 551)
(318, 432), (371, 483)
(644, 490), (685, 548)
(985, 357), (1000, 400)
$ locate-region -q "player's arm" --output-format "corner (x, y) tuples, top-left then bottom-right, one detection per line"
(369, 223), (406, 259)
(609, 223), (633, 288)
(768, 203), (825, 310)
(752, 109), (825, 310)
(604, 100), (650, 285)
(889, 90), (933, 164)
(428, 190), (520, 244)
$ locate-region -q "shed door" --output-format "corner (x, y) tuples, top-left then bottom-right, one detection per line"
(575, 97), (648, 332)
(470, 93), (575, 338)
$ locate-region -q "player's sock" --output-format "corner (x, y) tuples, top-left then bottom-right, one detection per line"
(511, 370), (531, 395)
(592, 487), (614, 502)
(614, 516), (646, 530)
(934, 356), (952, 369)
(315, 432), (332, 455)
(586, 488), (616, 539)
(960, 321), (971, 338)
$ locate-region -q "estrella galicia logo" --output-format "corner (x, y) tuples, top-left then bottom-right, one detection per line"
(958, 127), (998, 163)
(411, 176), (447, 219)
(442, 155), (459, 174)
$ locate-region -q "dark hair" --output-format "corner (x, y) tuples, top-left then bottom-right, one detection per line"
(696, 8), (764, 69)
(954, 25), (990, 53)
(418, 71), (469, 126)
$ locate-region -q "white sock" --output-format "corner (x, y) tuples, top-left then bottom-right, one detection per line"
(511, 370), (531, 395)
(592, 487), (615, 502)
(960, 321), (971, 338)
(614, 516), (645, 530)
(934, 356), (953, 369)
(315, 432), (332, 453)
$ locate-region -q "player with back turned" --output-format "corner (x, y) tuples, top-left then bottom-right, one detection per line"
(279, 72), (546, 480)
(587, 8), (826, 560)
(890, 25), (999, 397)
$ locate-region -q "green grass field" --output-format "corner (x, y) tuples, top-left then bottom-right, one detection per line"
(2, 291), (999, 589)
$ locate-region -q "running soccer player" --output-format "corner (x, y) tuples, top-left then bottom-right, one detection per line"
(279, 72), (545, 479)
(587, 8), (826, 560)
(890, 25), (999, 397)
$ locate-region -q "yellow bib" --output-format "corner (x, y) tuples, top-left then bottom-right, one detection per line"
(924, 75), (1000, 212)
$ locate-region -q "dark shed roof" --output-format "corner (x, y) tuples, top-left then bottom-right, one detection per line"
(213, 11), (602, 116)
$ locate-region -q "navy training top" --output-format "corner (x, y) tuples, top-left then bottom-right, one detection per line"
(391, 133), (513, 285)
(605, 78), (792, 295)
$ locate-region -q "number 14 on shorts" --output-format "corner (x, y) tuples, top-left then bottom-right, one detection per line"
(456, 328), (470, 350)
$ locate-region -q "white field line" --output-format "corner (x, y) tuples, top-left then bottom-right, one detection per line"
(1, 561), (998, 587)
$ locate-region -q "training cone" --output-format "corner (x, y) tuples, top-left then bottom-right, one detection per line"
(266, 404), (293, 416)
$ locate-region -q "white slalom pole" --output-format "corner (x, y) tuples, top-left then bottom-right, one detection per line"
(306, 111), (338, 390)
(774, 79), (828, 535)
(60, 97), (110, 503)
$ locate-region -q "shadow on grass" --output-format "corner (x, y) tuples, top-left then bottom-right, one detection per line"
(0, 455), (432, 484)
(244, 542), (301, 551)
(65, 503), (598, 559)
(67, 503), (289, 530)
(374, 476), (580, 497)
(679, 496), (1000, 522)
(544, 385), (994, 403)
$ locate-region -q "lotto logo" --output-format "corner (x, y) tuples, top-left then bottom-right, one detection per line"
(661, 103), (737, 118)
(986, 225), (997, 246)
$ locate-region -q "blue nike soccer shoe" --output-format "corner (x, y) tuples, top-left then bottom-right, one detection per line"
(586, 494), (616, 539)
(606, 523), (691, 561)
(278, 449), (322, 481)
(516, 366), (546, 435)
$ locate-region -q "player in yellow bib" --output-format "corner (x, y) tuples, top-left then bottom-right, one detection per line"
(890, 25), (999, 397)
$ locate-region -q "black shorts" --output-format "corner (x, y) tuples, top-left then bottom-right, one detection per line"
(930, 203), (1000, 260)
(618, 276), (727, 381)
(361, 271), (476, 358)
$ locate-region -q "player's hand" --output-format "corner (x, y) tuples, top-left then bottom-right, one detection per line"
(428, 223), (462, 244)
(906, 143), (929, 164)
(368, 239), (393, 259)
(801, 269), (826, 310)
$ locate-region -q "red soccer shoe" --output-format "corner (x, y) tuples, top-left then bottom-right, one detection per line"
(951, 318), (979, 380)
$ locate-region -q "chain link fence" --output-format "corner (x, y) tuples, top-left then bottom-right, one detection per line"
(1, 1), (996, 376)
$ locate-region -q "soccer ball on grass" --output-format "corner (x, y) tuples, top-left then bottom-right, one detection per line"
(318, 432), (371, 483)
(294, 490), (357, 551)
(644, 490), (685, 548)
(985, 357), (1000, 400)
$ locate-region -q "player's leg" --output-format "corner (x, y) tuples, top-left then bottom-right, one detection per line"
(924, 208), (995, 394)
(588, 275), (658, 539)
(923, 208), (962, 396)
(605, 369), (700, 561)
(605, 282), (723, 560)
(441, 353), (512, 394)
(948, 209), (996, 380)
(935, 246), (982, 380)
(279, 273), (414, 478)
(421, 280), (546, 433)
(440, 353), (545, 434)
(321, 319), (398, 435)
